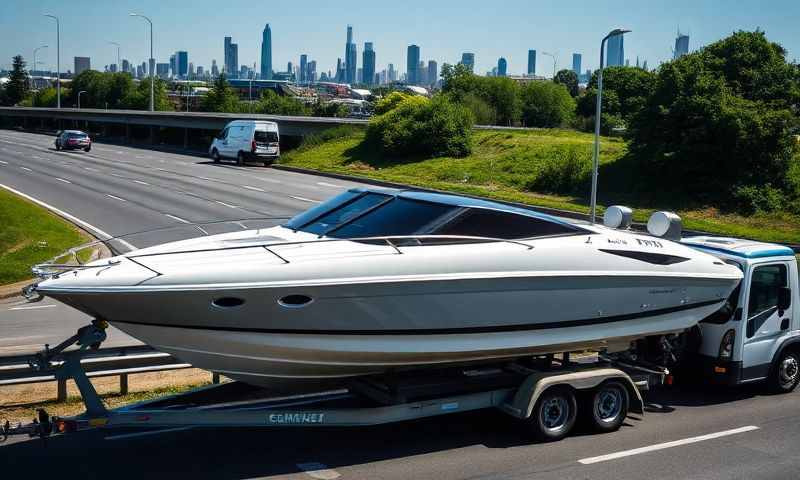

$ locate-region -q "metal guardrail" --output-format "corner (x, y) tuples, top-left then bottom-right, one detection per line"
(0, 345), (201, 401)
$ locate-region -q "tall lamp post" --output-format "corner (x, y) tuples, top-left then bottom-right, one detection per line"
(32, 45), (47, 89)
(590, 28), (631, 224)
(108, 41), (121, 73)
(129, 13), (154, 111)
(43, 15), (60, 108)
(77, 90), (87, 109)
(542, 51), (558, 78)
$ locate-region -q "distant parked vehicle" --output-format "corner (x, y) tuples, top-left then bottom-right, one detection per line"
(55, 130), (91, 152)
(209, 120), (280, 166)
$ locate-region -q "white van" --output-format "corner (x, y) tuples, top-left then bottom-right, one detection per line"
(209, 120), (280, 165)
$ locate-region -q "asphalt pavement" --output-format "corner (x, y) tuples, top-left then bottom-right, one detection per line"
(2, 130), (800, 480)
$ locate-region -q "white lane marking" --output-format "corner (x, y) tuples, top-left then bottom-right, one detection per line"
(215, 200), (238, 209)
(12, 151), (23, 154)
(155, 168), (168, 172)
(242, 185), (265, 192)
(20, 166), (32, 171)
(105, 194), (127, 202)
(177, 162), (188, 166)
(317, 182), (343, 188)
(115, 151), (124, 154)
(110, 173), (124, 177)
(257, 177), (281, 183)
(135, 155), (149, 159)
(290, 195), (320, 203)
(32, 156), (42, 160)
(8, 304), (58, 311)
(105, 427), (194, 441)
(84, 167), (98, 172)
(197, 176), (214, 181)
(0, 184), (136, 251)
(164, 213), (190, 224)
(133, 180), (150, 185)
(295, 463), (341, 480)
(577, 426), (760, 465)
(55, 178), (72, 184)
(0, 160), (7, 165)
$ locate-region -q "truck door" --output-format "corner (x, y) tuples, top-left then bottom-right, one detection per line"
(741, 262), (792, 380)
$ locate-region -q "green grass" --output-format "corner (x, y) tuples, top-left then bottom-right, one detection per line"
(0, 188), (91, 285)
(279, 128), (800, 244)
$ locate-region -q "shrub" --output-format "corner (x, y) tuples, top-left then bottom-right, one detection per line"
(520, 81), (575, 128)
(459, 93), (497, 125)
(731, 184), (787, 214)
(524, 145), (592, 194)
(253, 90), (310, 116)
(366, 94), (474, 158)
(374, 91), (412, 115)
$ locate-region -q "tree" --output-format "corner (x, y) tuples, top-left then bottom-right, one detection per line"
(576, 66), (655, 125)
(628, 30), (800, 211)
(254, 90), (310, 115)
(441, 63), (520, 126)
(520, 81), (575, 128)
(2, 55), (30, 106)
(120, 77), (172, 111)
(554, 69), (579, 97)
(201, 74), (239, 112)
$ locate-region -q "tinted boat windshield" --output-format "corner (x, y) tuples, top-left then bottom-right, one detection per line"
(285, 190), (583, 240)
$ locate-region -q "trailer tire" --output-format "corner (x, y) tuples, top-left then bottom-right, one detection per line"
(585, 381), (629, 433)
(767, 349), (800, 394)
(526, 386), (577, 442)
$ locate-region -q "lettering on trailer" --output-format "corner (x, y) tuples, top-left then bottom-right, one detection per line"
(636, 238), (664, 248)
(607, 238), (628, 245)
(268, 413), (326, 424)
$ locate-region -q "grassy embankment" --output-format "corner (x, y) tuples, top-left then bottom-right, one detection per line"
(0, 188), (92, 285)
(279, 128), (800, 244)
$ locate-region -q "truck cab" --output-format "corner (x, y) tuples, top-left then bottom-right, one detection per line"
(682, 236), (799, 392)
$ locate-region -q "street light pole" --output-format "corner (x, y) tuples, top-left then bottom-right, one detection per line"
(542, 51), (558, 78)
(77, 90), (86, 109)
(32, 45), (47, 89)
(129, 13), (154, 111)
(590, 28), (631, 224)
(43, 15), (60, 108)
(109, 41), (120, 73)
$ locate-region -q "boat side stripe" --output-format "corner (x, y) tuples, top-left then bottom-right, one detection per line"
(110, 299), (724, 335)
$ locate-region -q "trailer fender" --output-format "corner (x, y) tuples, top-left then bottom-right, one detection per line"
(501, 368), (644, 419)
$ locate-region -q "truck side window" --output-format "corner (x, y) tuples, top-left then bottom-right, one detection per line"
(218, 128), (229, 140)
(747, 264), (788, 320)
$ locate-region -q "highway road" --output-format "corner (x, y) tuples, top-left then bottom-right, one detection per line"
(0, 129), (364, 355)
(2, 130), (800, 480)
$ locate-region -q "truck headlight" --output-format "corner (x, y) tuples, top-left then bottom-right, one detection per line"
(718, 329), (735, 360)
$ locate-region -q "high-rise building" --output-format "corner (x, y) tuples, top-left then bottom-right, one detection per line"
(427, 60), (438, 86)
(74, 57), (90, 75)
(176, 51), (188, 79)
(169, 55), (176, 78)
(497, 57), (507, 77)
(606, 34), (624, 67)
(572, 53), (582, 75)
(461, 52), (475, 72)
(211, 59), (219, 77)
(335, 58), (343, 82)
(299, 54), (308, 83)
(527, 50), (536, 76)
(196, 66), (204, 78)
(417, 61), (426, 85)
(407, 45), (420, 84)
(122, 59), (130, 74)
(188, 62), (194, 79)
(344, 25), (357, 84)
(156, 63), (169, 79)
(674, 31), (689, 59)
(108, 64), (117, 73)
(308, 60), (317, 83)
(136, 64), (143, 78)
(642, 60), (648, 70)
(261, 24), (273, 79)
(388, 63), (396, 82)
(362, 42), (376, 86)
(224, 36), (239, 78)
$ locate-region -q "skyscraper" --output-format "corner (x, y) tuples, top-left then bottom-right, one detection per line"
(674, 31), (690, 59)
(606, 34), (624, 67)
(211, 59), (219, 77)
(427, 60), (438, 86)
(308, 60), (317, 83)
(188, 61), (194, 79)
(224, 36), (239, 78)
(572, 53), (582, 75)
(176, 51), (188, 79)
(156, 63), (169, 79)
(74, 57), (90, 75)
(388, 63), (396, 82)
(497, 57), (507, 77)
(461, 52), (475, 72)
(407, 45), (420, 84)
(418, 61), (426, 85)
(169, 55), (176, 78)
(362, 42), (376, 86)
(261, 24), (273, 79)
(527, 50), (536, 76)
(299, 54), (308, 83)
(122, 59), (131, 74)
(344, 25), (357, 84)
(335, 58), (343, 82)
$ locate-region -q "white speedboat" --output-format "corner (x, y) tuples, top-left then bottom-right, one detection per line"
(34, 188), (742, 387)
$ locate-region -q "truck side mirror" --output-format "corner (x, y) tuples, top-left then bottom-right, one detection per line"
(778, 287), (791, 312)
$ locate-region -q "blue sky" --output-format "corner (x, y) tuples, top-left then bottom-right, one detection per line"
(2, 0), (798, 77)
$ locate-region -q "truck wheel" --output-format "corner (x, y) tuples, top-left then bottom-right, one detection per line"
(237, 151), (245, 166)
(585, 381), (629, 433)
(211, 149), (220, 163)
(767, 350), (800, 394)
(55, 143), (61, 151)
(525, 386), (577, 442)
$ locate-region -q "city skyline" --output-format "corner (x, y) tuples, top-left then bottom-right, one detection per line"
(2, 0), (799, 80)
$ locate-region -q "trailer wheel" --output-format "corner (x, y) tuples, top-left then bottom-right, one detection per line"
(767, 349), (800, 394)
(526, 386), (577, 442)
(586, 381), (629, 433)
